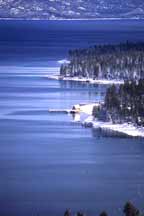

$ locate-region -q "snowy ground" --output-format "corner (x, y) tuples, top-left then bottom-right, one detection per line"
(79, 103), (100, 115)
(83, 116), (144, 138)
(46, 75), (124, 85)
(72, 104), (144, 138)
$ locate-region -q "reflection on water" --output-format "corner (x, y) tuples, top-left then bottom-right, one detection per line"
(72, 113), (81, 122)
(59, 80), (107, 102)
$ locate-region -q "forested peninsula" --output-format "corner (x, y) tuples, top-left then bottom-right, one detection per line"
(60, 42), (144, 81)
(47, 42), (144, 137)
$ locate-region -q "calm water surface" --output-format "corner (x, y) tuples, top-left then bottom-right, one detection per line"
(0, 20), (144, 216)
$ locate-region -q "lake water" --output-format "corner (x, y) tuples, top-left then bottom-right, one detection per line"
(0, 20), (144, 216)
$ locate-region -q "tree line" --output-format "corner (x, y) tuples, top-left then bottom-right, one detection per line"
(63, 202), (142, 216)
(60, 42), (144, 80)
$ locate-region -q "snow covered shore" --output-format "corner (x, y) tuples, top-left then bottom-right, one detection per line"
(46, 73), (143, 138)
(58, 59), (70, 64)
(48, 98), (144, 138)
(71, 103), (144, 138)
(82, 116), (144, 138)
(46, 75), (124, 85)
(78, 103), (100, 115)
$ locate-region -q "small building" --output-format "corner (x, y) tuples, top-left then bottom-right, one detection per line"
(72, 104), (81, 113)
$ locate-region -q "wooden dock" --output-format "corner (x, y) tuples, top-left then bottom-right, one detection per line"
(48, 109), (80, 114)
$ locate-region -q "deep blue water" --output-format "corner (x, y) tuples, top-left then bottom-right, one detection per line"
(0, 20), (144, 216)
(0, 19), (144, 66)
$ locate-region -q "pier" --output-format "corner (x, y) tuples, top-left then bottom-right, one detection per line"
(48, 109), (80, 114)
(48, 102), (102, 115)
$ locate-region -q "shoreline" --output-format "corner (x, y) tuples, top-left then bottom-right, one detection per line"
(69, 103), (144, 138)
(46, 75), (143, 138)
(46, 75), (124, 85)
(48, 101), (144, 138)
(82, 115), (144, 138)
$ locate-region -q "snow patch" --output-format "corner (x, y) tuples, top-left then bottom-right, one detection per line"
(58, 59), (70, 64)
(47, 75), (124, 85)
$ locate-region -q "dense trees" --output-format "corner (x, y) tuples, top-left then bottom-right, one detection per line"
(60, 42), (144, 80)
(104, 79), (144, 126)
(63, 202), (141, 216)
(92, 79), (144, 126)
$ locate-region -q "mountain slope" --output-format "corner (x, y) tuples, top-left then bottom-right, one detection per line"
(0, 0), (144, 19)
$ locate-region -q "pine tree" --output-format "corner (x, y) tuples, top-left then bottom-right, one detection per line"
(124, 202), (139, 216)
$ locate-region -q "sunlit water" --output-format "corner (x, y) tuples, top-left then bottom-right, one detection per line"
(0, 20), (144, 216)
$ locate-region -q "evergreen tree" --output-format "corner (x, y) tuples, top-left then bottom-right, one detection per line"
(124, 202), (140, 216)
(64, 209), (71, 216)
(99, 211), (108, 216)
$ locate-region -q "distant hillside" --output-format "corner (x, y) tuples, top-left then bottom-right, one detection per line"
(0, 0), (144, 19)
(60, 42), (144, 81)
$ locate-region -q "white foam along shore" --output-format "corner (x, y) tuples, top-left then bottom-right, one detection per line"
(46, 75), (124, 85)
(82, 115), (144, 138)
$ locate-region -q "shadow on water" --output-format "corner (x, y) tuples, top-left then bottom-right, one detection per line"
(91, 127), (144, 139)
